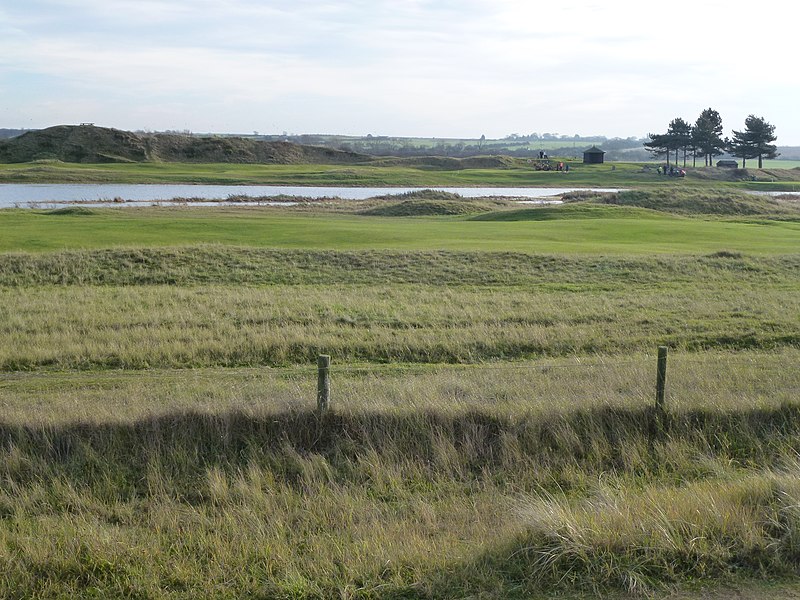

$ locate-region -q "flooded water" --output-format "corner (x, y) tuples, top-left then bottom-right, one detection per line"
(0, 184), (622, 208)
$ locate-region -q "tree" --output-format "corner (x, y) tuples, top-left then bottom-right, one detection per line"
(692, 108), (725, 167)
(667, 118), (692, 167)
(645, 117), (693, 166)
(727, 128), (757, 169)
(744, 115), (778, 168)
(728, 115), (779, 169)
(644, 132), (671, 163)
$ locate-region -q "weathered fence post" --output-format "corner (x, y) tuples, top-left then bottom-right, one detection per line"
(651, 345), (669, 438)
(317, 354), (331, 412)
(655, 346), (668, 413)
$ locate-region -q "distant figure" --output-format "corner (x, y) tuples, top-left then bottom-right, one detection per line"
(611, 165), (616, 171)
(657, 166), (662, 175)
(539, 150), (544, 159)
(565, 164), (569, 172)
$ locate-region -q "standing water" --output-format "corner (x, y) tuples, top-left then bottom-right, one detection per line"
(0, 184), (623, 208)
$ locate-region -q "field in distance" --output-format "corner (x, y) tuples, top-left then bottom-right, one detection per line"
(4, 157), (800, 190)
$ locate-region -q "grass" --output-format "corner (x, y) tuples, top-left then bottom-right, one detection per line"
(756, 159), (800, 169)
(2, 191), (800, 597)
(571, 188), (800, 217)
(0, 158), (784, 189)
(0, 160), (636, 186)
(2, 351), (800, 597)
(0, 249), (799, 370)
(1, 204), (800, 254)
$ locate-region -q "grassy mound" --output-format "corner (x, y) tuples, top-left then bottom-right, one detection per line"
(370, 189), (464, 201)
(361, 189), (497, 216)
(361, 199), (494, 216)
(471, 203), (657, 221)
(43, 206), (97, 216)
(0, 124), (369, 165)
(569, 188), (800, 217)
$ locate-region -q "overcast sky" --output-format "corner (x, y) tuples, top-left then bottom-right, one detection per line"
(1, 0), (797, 142)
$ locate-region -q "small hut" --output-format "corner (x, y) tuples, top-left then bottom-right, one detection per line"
(716, 159), (738, 168)
(583, 146), (605, 164)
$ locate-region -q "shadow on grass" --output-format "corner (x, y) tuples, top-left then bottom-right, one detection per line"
(2, 403), (800, 498)
(3, 405), (800, 597)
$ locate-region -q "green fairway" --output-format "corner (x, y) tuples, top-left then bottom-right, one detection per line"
(1, 205), (799, 254)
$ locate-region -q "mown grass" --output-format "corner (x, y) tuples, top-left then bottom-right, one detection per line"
(2, 205), (800, 254)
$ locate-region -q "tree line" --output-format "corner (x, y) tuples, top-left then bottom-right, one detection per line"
(645, 109), (778, 168)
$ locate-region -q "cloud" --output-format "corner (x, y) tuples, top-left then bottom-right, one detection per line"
(1, 0), (798, 141)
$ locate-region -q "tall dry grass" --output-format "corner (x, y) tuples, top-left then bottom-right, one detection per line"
(1, 282), (798, 370)
(1, 351), (799, 597)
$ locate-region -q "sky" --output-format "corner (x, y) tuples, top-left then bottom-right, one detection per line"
(1, 0), (798, 143)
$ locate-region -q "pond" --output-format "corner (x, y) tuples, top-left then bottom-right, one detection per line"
(0, 184), (623, 208)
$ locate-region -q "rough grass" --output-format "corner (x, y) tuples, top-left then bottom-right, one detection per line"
(482, 470), (800, 596)
(1, 247), (798, 287)
(470, 203), (660, 221)
(568, 188), (800, 217)
(360, 197), (496, 217)
(2, 351), (800, 597)
(2, 195), (800, 597)
(1, 248), (799, 370)
(358, 189), (504, 216)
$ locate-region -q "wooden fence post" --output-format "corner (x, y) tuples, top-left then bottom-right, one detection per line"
(317, 355), (331, 412)
(655, 345), (668, 414)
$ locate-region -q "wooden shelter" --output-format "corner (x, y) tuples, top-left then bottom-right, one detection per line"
(583, 146), (605, 164)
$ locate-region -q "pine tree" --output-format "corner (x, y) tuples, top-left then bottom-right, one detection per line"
(644, 132), (671, 164)
(644, 117), (693, 166)
(728, 115), (778, 169)
(744, 115), (778, 168)
(667, 118), (692, 167)
(692, 108), (725, 167)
